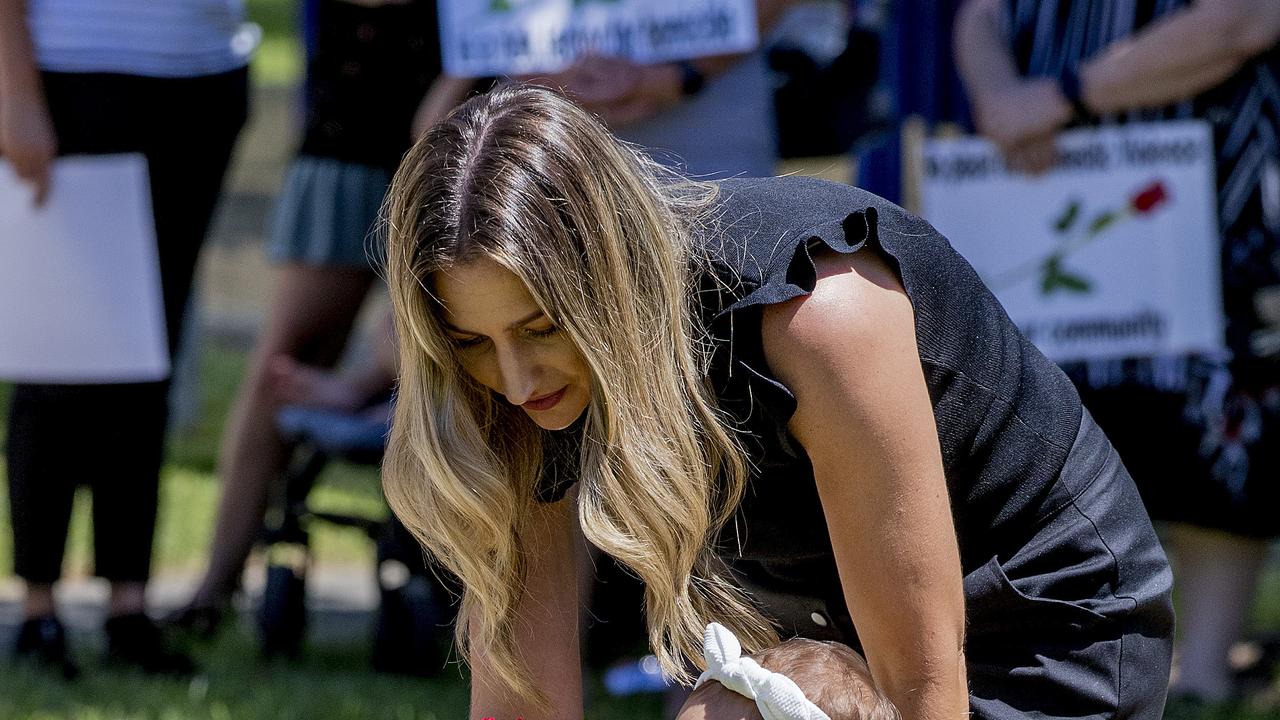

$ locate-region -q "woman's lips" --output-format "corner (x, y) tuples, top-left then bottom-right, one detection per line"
(522, 386), (567, 412)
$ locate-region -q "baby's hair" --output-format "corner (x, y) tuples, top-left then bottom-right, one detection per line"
(687, 637), (900, 720)
(752, 639), (899, 720)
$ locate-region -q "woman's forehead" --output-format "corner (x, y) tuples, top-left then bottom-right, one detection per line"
(433, 257), (542, 331)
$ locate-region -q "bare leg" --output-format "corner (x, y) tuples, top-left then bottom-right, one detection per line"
(187, 264), (376, 607)
(268, 306), (399, 411)
(108, 582), (146, 617)
(23, 583), (55, 619)
(1168, 522), (1268, 701)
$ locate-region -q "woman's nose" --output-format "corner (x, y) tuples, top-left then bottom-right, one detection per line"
(495, 346), (537, 405)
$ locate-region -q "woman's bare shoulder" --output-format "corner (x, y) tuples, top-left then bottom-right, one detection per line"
(759, 247), (915, 380)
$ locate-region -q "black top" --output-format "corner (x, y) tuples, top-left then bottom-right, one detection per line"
(299, 0), (441, 170)
(539, 176), (1086, 639)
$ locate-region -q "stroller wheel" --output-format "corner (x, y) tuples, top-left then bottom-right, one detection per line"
(372, 561), (446, 676)
(259, 542), (309, 659)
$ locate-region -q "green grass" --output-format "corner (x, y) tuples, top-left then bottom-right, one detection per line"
(0, 629), (471, 720)
(0, 622), (666, 720)
(0, 342), (386, 578)
(246, 0), (303, 87)
(0, 341), (668, 719)
(7, 342), (1280, 718)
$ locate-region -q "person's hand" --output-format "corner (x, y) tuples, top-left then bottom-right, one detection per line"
(1004, 132), (1059, 175)
(0, 90), (57, 205)
(972, 78), (1072, 175)
(410, 91), (441, 142)
(538, 54), (684, 128)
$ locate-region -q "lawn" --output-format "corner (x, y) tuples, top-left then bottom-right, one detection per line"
(7, 344), (1280, 720)
(0, 339), (668, 720)
(5, 340), (1280, 720)
(247, 0), (305, 87)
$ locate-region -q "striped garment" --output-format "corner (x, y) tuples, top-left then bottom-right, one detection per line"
(28, 0), (252, 78)
(1002, 0), (1280, 388)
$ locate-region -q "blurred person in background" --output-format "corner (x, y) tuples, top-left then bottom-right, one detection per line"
(252, 0), (807, 701)
(169, 0), (479, 630)
(955, 0), (1280, 705)
(521, 0), (807, 180)
(0, 0), (251, 676)
(852, 0), (970, 205)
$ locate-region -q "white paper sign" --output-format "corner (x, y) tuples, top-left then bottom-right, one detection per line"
(439, 0), (758, 77)
(0, 154), (169, 383)
(919, 121), (1223, 363)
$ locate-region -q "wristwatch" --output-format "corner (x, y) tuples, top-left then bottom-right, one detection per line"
(675, 60), (706, 97)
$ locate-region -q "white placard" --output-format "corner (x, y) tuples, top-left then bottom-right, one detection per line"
(919, 121), (1223, 363)
(0, 154), (169, 383)
(439, 0), (758, 77)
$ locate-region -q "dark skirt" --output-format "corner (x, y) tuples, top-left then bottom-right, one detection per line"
(964, 409), (1174, 720)
(738, 409), (1174, 720)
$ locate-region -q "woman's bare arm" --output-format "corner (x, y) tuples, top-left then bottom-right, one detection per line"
(469, 495), (584, 720)
(956, 0), (1280, 158)
(761, 249), (968, 720)
(1077, 0), (1280, 114)
(0, 0), (56, 203)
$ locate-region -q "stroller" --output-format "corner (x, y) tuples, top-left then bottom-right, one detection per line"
(258, 401), (456, 675)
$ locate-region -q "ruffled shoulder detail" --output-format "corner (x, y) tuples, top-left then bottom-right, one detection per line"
(718, 205), (879, 318)
(704, 193), (882, 459)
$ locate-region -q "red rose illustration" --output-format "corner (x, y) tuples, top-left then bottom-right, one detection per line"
(1130, 181), (1168, 214)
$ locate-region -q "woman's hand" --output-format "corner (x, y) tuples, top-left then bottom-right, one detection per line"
(761, 247), (969, 720)
(0, 85), (56, 205)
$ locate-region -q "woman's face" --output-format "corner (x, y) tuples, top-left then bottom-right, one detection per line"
(433, 257), (592, 431)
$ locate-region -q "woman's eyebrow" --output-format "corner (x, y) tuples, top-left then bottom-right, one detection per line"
(442, 309), (547, 335)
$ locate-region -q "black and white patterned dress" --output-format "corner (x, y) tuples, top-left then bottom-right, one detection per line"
(1004, 0), (1280, 536)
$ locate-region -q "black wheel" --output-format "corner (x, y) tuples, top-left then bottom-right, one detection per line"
(372, 563), (446, 676)
(259, 543), (308, 659)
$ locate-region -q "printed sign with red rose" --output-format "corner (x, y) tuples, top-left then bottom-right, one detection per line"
(920, 120), (1223, 363)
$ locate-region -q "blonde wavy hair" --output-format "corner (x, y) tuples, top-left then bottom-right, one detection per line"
(381, 84), (779, 704)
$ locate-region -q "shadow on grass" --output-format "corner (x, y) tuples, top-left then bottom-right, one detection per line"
(0, 616), (669, 720)
(1, 623), (470, 720)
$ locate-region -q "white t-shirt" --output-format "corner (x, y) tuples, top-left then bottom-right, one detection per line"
(28, 0), (254, 78)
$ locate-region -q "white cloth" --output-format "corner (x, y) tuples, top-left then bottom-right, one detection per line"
(28, 0), (254, 78)
(694, 623), (832, 720)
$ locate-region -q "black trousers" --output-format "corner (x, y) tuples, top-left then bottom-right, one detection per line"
(6, 68), (248, 584)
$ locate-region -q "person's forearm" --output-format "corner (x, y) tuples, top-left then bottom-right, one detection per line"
(0, 0), (41, 100)
(868, 624), (968, 720)
(1080, 0), (1280, 114)
(469, 499), (584, 720)
(417, 74), (477, 127)
(954, 0), (1023, 105)
(884, 663), (970, 720)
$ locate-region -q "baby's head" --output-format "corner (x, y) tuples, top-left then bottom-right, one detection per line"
(676, 635), (900, 720)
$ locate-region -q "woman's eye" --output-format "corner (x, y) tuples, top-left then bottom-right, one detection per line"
(451, 335), (487, 349)
(526, 325), (560, 339)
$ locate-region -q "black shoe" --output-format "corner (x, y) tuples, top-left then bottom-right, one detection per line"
(163, 603), (226, 641)
(14, 615), (80, 680)
(103, 613), (196, 676)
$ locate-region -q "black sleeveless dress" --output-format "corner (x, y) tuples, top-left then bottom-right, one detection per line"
(543, 176), (1174, 720)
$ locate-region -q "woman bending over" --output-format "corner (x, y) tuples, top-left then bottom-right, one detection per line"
(380, 85), (1174, 720)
